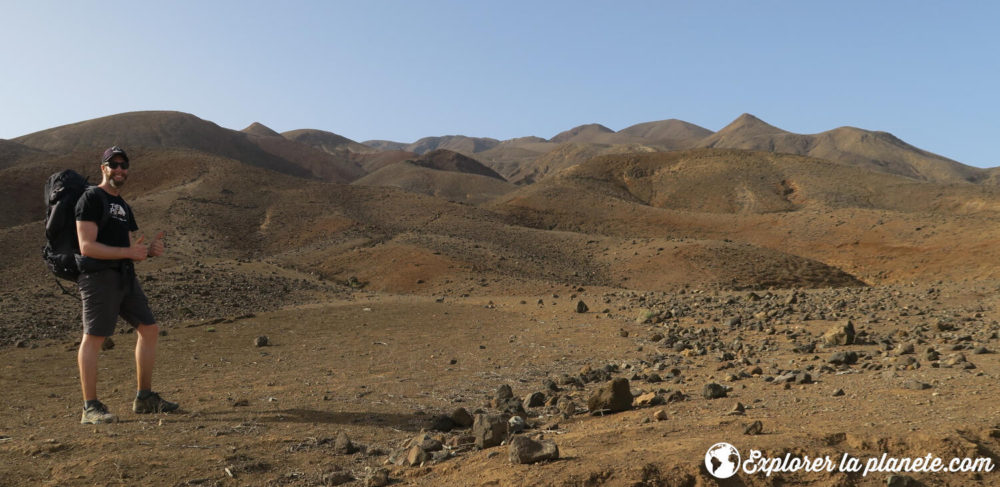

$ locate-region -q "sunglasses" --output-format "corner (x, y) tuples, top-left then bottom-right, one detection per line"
(103, 161), (130, 170)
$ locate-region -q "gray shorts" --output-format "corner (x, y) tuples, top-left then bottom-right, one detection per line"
(78, 267), (156, 337)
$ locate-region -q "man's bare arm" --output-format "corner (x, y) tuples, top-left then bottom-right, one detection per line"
(77, 220), (148, 261)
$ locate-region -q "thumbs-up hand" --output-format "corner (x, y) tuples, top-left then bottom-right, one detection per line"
(129, 234), (149, 262)
(148, 231), (166, 258)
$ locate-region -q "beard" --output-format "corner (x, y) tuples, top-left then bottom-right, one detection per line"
(108, 172), (128, 188)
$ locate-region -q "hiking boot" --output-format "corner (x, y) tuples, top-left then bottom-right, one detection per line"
(81, 401), (115, 424)
(133, 392), (179, 414)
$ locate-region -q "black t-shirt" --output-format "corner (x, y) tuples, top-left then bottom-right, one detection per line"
(75, 187), (138, 249)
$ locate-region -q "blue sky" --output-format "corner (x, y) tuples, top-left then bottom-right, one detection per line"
(2, 1), (998, 167)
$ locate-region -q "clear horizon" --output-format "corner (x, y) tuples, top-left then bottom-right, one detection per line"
(3, 1), (998, 167)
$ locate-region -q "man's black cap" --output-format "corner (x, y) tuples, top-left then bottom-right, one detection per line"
(101, 146), (129, 163)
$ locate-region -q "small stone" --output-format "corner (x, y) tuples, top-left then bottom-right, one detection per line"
(828, 351), (858, 365)
(405, 445), (431, 466)
(451, 407), (474, 428)
(254, 336), (269, 347)
(728, 402), (746, 415)
(744, 420), (763, 435)
(974, 346), (989, 355)
(101, 337), (115, 351)
(472, 414), (508, 449)
(587, 378), (633, 414)
(832, 388), (845, 397)
(410, 432), (442, 452)
(508, 436), (559, 464)
(430, 415), (455, 432)
(365, 468), (390, 487)
(334, 431), (357, 454)
(524, 392), (546, 408)
(703, 383), (728, 399)
(508, 416), (527, 434)
(633, 392), (665, 407)
(322, 470), (354, 486)
(619, 329), (630, 338)
(886, 474), (917, 487)
(576, 301), (589, 313)
(653, 409), (668, 421)
(557, 397), (577, 418)
(794, 372), (813, 385)
(822, 321), (856, 346)
(904, 380), (932, 391)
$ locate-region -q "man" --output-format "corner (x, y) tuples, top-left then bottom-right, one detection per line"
(75, 146), (178, 424)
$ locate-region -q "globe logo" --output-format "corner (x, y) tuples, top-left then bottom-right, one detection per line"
(705, 442), (741, 479)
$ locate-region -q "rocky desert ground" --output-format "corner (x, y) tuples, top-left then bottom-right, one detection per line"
(3, 111), (1000, 486)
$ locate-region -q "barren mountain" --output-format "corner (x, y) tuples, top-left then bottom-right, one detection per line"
(491, 148), (1000, 283)
(350, 150), (510, 204)
(404, 135), (500, 155)
(360, 139), (408, 151)
(281, 128), (374, 155)
(349, 149), (417, 173)
(549, 123), (617, 144)
(240, 121), (282, 137)
(0, 139), (41, 169)
(409, 149), (506, 181)
(352, 161), (515, 205)
(699, 113), (985, 183)
(244, 131), (365, 183)
(13, 111), (315, 179)
(617, 118), (713, 147)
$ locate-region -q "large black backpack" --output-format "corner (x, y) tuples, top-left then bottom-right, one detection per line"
(42, 170), (107, 281)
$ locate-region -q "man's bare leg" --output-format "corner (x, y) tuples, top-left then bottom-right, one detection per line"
(135, 323), (159, 391)
(78, 334), (106, 401)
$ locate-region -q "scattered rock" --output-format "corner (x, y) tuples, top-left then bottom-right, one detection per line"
(410, 432), (442, 452)
(588, 378), (633, 414)
(904, 380), (932, 391)
(102, 337), (115, 351)
(405, 444), (431, 466)
(828, 351), (858, 365)
(727, 402), (745, 416)
(451, 407), (474, 428)
(633, 392), (664, 407)
(833, 388), (845, 397)
(744, 420), (763, 435)
(508, 435), (559, 464)
(473, 414), (509, 449)
(322, 469), (354, 486)
(524, 392), (546, 408)
(493, 384), (525, 414)
(886, 474), (917, 487)
(703, 383), (728, 399)
(334, 431), (358, 455)
(822, 321), (856, 346)
(557, 397), (577, 418)
(576, 300), (589, 313)
(254, 336), (269, 347)
(653, 409), (669, 421)
(508, 416), (527, 434)
(365, 468), (390, 487)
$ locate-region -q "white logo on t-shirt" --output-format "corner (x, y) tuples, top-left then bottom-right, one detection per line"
(109, 203), (128, 222)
